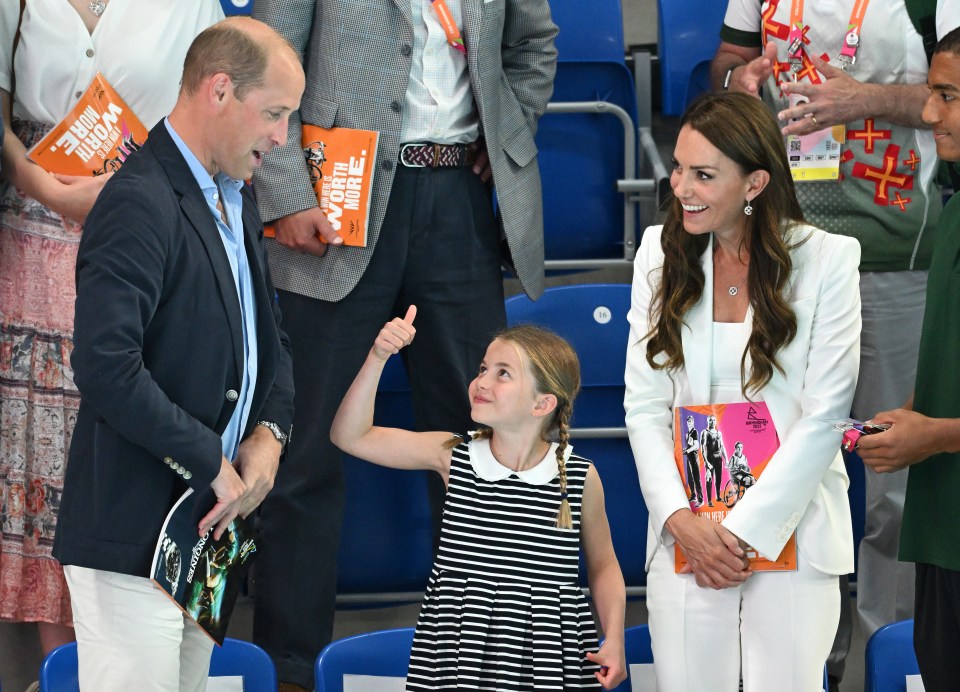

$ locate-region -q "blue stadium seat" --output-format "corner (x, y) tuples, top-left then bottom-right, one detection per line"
(505, 284), (647, 590)
(315, 627), (414, 692)
(658, 0), (728, 116)
(536, 0), (643, 266)
(220, 0), (253, 15)
(39, 638), (276, 691)
(865, 619), (920, 692)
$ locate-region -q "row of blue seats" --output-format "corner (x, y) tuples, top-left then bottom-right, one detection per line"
(22, 616), (922, 691)
(314, 618), (917, 692)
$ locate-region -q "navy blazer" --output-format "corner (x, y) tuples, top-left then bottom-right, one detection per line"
(54, 122), (295, 578)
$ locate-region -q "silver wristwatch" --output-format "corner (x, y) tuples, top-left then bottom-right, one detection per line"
(256, 420), (289, 451)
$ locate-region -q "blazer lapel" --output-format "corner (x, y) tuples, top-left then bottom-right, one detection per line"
(392, 0), (414, 35)
(681, 234), (714, 405)
(150, 124), (245, 379)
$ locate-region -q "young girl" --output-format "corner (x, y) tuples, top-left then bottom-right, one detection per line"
(331, 306), (627, 691)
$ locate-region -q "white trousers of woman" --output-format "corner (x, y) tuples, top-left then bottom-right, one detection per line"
(646, 541), (838, 692)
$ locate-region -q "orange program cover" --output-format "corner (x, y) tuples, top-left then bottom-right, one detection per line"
(264, 124), (379, 247)
(673, 402), (797, 572)
(27, 72), (148, 177)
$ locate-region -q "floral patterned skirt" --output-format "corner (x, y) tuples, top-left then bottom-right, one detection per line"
(0, 121), (81, 625)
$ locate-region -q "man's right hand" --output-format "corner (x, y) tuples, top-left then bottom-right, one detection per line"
(273, 207), (343, 257)
(199, 457), (246, 540)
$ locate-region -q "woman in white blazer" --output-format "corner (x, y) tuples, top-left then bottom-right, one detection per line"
(624, 92), (861, 691)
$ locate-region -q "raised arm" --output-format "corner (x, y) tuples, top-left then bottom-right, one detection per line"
(330, 306), (452, 481)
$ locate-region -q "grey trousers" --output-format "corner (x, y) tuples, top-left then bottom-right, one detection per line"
(828, 270), (926, 680)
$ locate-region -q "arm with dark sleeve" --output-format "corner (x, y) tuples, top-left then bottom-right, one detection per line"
(254, 235), (295, 433)
(72, 180), (223, 489)
(501, 0), (559, 134)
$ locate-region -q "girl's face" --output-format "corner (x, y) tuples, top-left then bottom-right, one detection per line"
(469, 338), (541, 431)
(670, 124), (755, 245)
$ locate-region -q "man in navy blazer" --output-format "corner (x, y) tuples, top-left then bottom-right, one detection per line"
(53, 18), (301, 690)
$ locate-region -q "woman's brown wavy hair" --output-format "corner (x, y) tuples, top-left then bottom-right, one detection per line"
(645, 91), (805, 396)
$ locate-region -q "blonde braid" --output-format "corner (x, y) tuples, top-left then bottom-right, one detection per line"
(554, 402), (573, 529)
(442, 428), (492, 450)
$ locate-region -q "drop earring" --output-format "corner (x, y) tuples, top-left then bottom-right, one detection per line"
(744, 200), (753, 216)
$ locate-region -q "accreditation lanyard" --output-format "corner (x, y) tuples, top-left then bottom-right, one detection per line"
(430, 0), (466, 55)
(787, 0), (871, 71)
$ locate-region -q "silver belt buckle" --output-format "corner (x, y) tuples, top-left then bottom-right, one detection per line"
(399, 142), (429, 168)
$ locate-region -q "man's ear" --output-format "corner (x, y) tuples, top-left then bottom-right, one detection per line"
(532, 393), (558, 419)
(208, 73), (232, 106)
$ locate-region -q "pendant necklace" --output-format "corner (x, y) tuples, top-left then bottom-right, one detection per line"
(89, 1), (107, 17)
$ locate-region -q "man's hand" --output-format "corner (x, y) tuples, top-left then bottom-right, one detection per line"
(779, 56), (871, 136)
(234, 425), (283, 518)
(199, 457), (245, 539)
(858, 408), (960, 473)
(470, 140), (492, 183)
(665, 509), (751, 590)
(273, 207), (342, 257)
(726, 41), (778, 98)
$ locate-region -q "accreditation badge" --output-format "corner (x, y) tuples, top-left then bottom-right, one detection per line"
(787, 125), (846, 182)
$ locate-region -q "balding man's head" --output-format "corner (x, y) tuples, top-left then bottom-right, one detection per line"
(181, 17), (300, 101)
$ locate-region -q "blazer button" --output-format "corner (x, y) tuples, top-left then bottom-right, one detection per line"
(226, 389), (239, 402)
(390, 100), (401, 113)
(401, 44), (412, 56)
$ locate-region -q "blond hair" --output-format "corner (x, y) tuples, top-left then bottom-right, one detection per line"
(446, 325), (581, 528)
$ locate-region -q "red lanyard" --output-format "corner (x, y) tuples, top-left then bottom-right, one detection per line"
(430, 0), (466, 55)
(786, 0), (871, 70)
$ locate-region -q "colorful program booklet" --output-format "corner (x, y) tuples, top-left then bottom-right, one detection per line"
(673, 401), (796, 572)
(264, 124), (379, 247)
(151, 488), (258, 645)
(27, 72), (148, 176)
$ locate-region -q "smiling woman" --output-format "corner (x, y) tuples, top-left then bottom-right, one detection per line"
(624, 91), (862, 692)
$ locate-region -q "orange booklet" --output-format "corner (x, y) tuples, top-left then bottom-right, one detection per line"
(264, 124), (379, 247)
(673, 402), (797, 572)
(27, 72), (148, 177)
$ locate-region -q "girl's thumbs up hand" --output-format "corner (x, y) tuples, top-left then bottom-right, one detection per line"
(372, 305), (418, 360)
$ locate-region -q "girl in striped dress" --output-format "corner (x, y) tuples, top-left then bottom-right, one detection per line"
(332, 306), (627, 691)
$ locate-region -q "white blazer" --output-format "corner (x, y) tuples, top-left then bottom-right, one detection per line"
(624, 223), (861, 576)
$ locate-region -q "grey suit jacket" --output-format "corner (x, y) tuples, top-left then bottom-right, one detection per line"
(251, 0), (557, 301)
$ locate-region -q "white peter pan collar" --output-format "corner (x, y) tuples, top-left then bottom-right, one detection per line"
(468, 435), (573, 485)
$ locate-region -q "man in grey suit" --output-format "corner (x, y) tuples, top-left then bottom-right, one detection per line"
(250, 1), (557, 689)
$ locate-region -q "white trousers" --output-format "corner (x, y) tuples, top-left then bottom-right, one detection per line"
(646, 542), (839, 692)
(64, 565), (214, 692)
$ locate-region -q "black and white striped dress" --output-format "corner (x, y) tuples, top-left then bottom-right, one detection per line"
(405, 438), (601, 691)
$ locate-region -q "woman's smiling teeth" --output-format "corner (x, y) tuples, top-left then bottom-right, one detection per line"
(681, 203), (707, 213)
